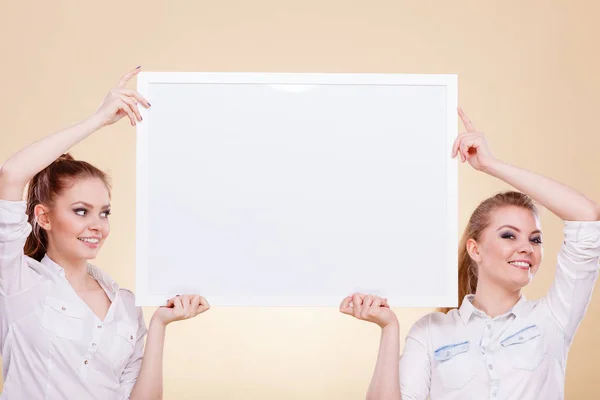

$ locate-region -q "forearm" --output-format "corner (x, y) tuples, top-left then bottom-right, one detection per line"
(485, 160), (600, 221)
(366, 322), (401, 400)
(0, 114), (104, 200)
(130, 317), (167, 400)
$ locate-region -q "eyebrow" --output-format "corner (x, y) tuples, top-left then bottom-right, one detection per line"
(496, 225), (542, 235)
(71, 201), (111, 210)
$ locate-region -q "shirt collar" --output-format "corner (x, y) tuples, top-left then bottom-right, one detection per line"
(40, 254), (65, 276)
(458, 294), (527, 324)
(87, 264), (120, 299)
(41, 255), (120, 297)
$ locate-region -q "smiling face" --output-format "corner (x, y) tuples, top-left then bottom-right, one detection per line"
(35, 177), (111, 263)
(467, 205), (543, 291)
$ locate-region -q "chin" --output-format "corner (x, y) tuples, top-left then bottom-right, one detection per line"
(77, 248), (101, 261)
(505, 270), (533, 290)
(509, 276), (532, 290)
(85, 250), (101, 260)
(513, 280), (531, 290)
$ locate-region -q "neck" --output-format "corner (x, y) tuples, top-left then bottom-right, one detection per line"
(472, 279), (521, 318)
(45, 249), (90, 292)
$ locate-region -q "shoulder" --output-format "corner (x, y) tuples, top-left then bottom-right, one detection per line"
(407, 309), (462, 340)
(119, 288), (138, 305)
(118, 288), (147, 332)
(119, 288), (146, 320)
(118, 288), (142, 316)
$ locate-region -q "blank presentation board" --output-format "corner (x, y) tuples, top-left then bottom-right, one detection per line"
(135, 72), (458, 307)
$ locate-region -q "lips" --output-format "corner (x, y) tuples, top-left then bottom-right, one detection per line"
(508, 260), (532, 270)
(78, 237), (101, 248)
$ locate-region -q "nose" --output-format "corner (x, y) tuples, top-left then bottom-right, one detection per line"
(88, 216), (103, 232)
(517, 241), (534, 254)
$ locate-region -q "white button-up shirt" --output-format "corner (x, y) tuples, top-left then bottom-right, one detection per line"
(0, 200), (147, 400)
(399, 221), (600, 400)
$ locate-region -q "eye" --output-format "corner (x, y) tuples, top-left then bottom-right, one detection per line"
(74, 208), (87, 217)
(500, 231), (515, 240)
(101, 210), (111, 218)
(531, 237), (543, 245)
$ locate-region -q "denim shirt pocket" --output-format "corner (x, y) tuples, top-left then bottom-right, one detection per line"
(432, 341), (476, 390)
(500, 324), (545, 370)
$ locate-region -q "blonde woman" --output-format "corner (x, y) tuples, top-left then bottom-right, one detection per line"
(340, 109), (600, 399)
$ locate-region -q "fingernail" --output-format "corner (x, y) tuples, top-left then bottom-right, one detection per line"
(148, 103), (152, 107)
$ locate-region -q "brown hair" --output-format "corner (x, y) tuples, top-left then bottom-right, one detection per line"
(439, 191), (539, 313)
(24, 153), (111, 261)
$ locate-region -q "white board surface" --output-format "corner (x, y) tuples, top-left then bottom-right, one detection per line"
(136, 72), (458, 307)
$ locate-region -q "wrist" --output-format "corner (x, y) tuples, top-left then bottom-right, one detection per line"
(480, 156), (503, 175)
(380, 318), (399, 331)
(84, 112), (107, 131)
(150, 314), (169, 329)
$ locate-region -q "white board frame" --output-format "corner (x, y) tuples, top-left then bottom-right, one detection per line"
(135, 72), (458, 307)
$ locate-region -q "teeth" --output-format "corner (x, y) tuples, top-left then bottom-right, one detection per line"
(78, 238), (99, 244)
(509, 261), (531, 268)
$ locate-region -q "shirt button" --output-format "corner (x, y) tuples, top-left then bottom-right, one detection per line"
(97, 325), (103, 329)
(488, 364), (494, 370)
(84, 360), (89, 365)
(92, 343), (97, 347)
(61, 306), (66, 311)
(130, 335), (134, 340)
(486, 323), (491, 329)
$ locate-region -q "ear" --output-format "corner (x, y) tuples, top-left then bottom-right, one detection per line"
(466, 238), (482, 263)
(34, 204), (51, 231)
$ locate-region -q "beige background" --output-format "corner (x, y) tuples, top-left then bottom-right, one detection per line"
(1, 0), (599, 398)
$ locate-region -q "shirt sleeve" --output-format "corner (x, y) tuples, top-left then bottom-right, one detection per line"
(0, 199), (38, 297)
(543, 220), (600, 341)
(399, 314), (432, 400)
(120, 306), (148, 399)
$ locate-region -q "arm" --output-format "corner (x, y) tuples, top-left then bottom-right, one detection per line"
(0, 116), (105, 201)
(0, 66), (148, 202)
(367, 323), (401, 400)
(0, 200), (36, 296)
(485, 161), (599, 221)
(453, 107), (600, 222)
(128, 295), (210, 400)
(340, 293), (401, 400)
(398, 317), (431, 400)
(544, 220), (600, 339)
(128, 317), (166, 400)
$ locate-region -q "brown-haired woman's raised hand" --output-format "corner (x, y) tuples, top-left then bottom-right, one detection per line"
(94, 66), (151, 127)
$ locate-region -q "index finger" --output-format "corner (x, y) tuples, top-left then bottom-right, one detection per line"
(164, 298), (176, 308)
(198, 296), (210, 307)
(458, 107), (476, 132)
(117, 66), (142, 88)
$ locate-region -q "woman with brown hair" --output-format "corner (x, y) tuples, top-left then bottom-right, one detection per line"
(0, 67), (208, 400)
(340, 108), (600, 399)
